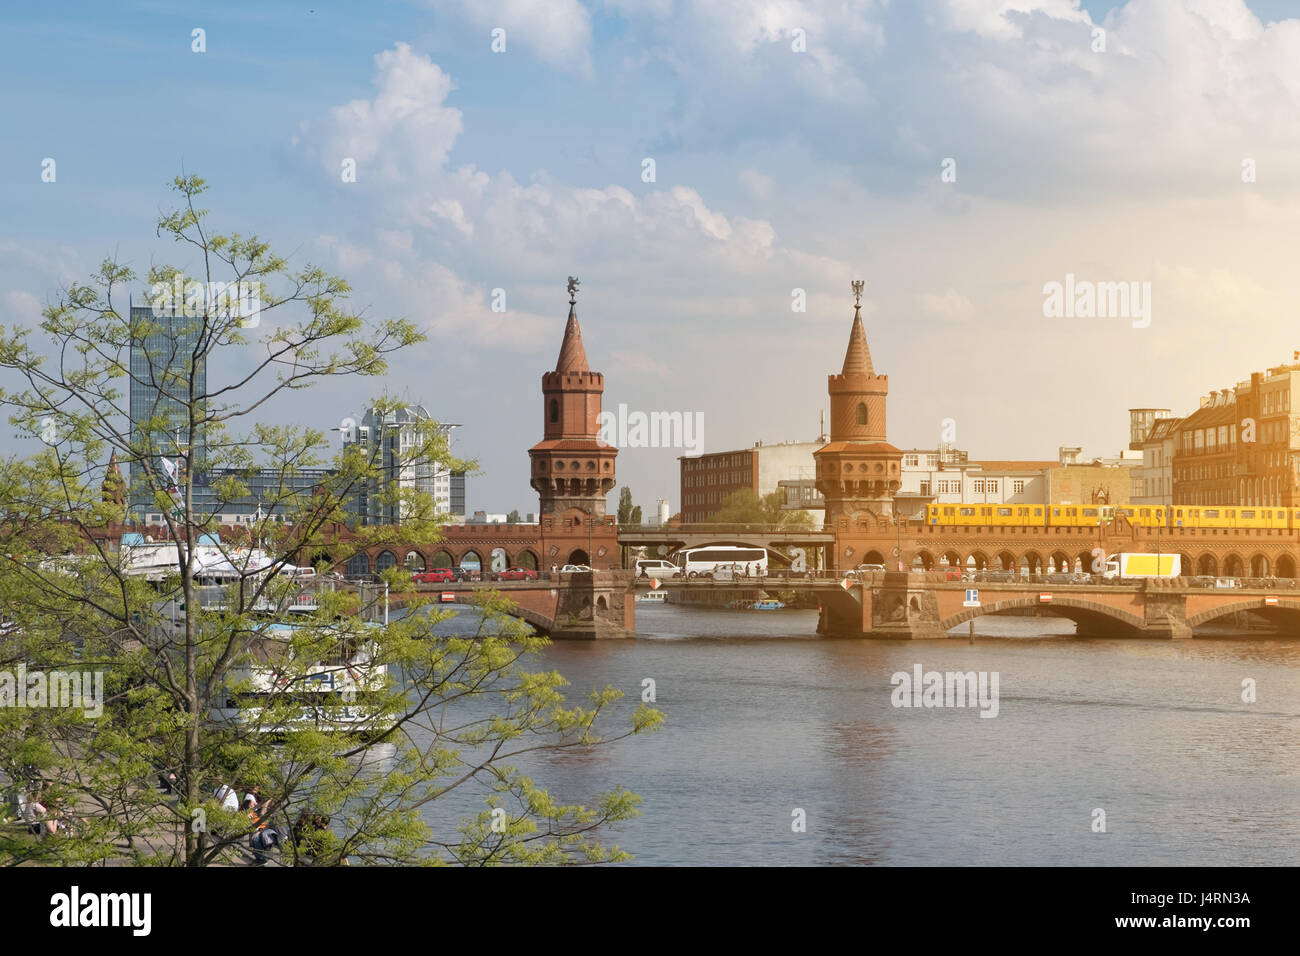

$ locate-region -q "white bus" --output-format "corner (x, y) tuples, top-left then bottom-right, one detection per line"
(672, 546), (769, 578)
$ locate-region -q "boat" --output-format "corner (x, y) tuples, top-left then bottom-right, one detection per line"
(120, 533), (390, 735)
(750, 599), (785, 610)
(636, 590), (667, 604)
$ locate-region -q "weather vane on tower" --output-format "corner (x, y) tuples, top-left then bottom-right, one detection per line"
(567, 276), (580, 304)
(851, 280), (864, 307)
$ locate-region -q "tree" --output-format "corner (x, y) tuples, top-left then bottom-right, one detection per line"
(0, 175), (660, 866)
(616, 486), (633, 525)
(630, 505), (642, 525)
(711, 489), (817, 530)
(506, 510), (521, 523)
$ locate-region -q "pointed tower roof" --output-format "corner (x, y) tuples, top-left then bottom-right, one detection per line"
(555, 278), (589, 373)
(555, 302), (589, 373)
(841, 300), (874, 378)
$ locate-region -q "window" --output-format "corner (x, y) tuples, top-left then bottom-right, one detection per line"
(926, 455), (938, 467)
(997, 507), (1012, 516)
(904, 454), (919, 467)
(973, 480), (985, 493)
(1013, 480), (1025, 494)
(987, 481), (998, 494)
(549, 399), (558, 423)
(856, 403), (867, 425)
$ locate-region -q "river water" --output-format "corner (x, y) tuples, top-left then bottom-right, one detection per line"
(415, 603), (1300, 865)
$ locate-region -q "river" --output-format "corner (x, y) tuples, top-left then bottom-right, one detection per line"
(412, 603), (1300, 865)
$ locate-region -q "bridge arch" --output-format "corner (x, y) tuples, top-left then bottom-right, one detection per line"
(1049, 550), (1071, 572)
(375, 550), (398, 573)
(966, 551), (989, 571)
(1186, 599), (1300, 631)
(430, 549), (454, 570)
(403, 550), (425, 571)
(1278, 555), (1296, 579)
(1196, 552), (1217, 576)
(345, 552), (371, 577)
(1250, 553), (1270, 577)
(515, 549), (539, 571)
(940, 550), (962, 568)
(940, 596), (1145, 636)
(996, 550), (1015, 571)
(1022, 551), (1044, 574)
(912, 550), (935, 571)
(459, 549), (482, 572)
(862, 549), (885, 565)
(1223, 553), (1245, 577)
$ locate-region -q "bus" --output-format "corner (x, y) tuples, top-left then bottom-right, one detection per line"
(672, 546), (769, 578)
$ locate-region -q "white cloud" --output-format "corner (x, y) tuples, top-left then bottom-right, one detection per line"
(415, 0), (594, 74)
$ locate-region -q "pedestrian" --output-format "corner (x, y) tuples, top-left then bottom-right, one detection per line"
(213, 782), (238, 812)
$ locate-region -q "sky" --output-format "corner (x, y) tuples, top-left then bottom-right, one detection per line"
(3, 0), (1300, 516)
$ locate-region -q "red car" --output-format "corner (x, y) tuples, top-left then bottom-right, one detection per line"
(412, 569), (454, 584)
(492, 567), (539, 581)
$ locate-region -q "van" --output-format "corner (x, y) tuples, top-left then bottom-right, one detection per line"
(635, 559), (679, 579)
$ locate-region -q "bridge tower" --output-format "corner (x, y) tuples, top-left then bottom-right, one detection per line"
(814, 281), (902, 525)
(529, 277), (620, 572)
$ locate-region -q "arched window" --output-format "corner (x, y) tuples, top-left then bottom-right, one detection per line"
(549, 399), (558, 423)
(856, 403), (868, 425)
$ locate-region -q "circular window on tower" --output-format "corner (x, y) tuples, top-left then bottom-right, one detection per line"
(555, 461), (565, 471)
(875, 463), (883, 473)
(587, 461), (595, 470)
(570, 461), (580, 471)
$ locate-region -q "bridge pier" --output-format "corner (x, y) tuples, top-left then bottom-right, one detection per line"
(817, 573), (953, 639)
(548, 570), (636, 640)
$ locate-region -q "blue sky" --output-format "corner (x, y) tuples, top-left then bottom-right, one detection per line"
(4, 0), (1300, 515)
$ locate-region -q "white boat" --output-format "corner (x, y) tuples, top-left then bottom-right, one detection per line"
(636, 590), (667, 604)
(120, 533), (389, 735)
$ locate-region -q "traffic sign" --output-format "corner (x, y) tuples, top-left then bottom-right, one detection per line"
(963, 588), (980, 608)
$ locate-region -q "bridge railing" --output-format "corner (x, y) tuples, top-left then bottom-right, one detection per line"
(616, 522), (825, 535)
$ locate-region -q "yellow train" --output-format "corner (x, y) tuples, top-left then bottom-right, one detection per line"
(926, 503), (1300, 530)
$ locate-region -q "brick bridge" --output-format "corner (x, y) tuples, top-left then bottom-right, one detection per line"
(809, 572), (1300, 639)
(380, 570), (1300, 640)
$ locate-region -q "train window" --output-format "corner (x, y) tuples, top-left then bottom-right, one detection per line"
(1140, 509), (1149, 517)
(1033, 508), (1042, 516)
(1242, 510), (1255, 519)
(945, 507), (955, 515)
(959, 508), (975, 516)
(1205, 509), (1219, 518)
(1052, 508), (1061, 516)
(1175, 510), (1182, 517)
(997, 508), (1012, 516)
(1082, 508), (1098, 517)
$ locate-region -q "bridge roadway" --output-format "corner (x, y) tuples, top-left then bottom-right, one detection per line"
(393, 570), (1300, 640)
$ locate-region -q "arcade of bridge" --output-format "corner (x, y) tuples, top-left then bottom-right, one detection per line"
(906, 547), (1297, 579)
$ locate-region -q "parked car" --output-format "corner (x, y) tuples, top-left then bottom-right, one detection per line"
(434, 567), (473, 582)
(560, 564), (593, 573)
(412, 568), (454, 584)
(492, 566), (539, 581)
(855, 563), (887, 573)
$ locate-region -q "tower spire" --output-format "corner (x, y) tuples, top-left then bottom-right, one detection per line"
(555, 276), (589, 373)
(842, 280), (874, 377)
